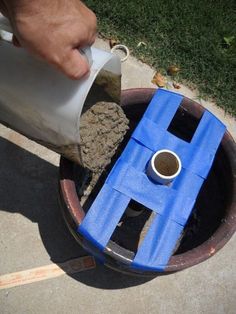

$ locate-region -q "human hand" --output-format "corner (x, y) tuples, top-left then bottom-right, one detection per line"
(0, 0), (97, 79)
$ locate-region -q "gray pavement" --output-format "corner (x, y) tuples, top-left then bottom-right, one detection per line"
(0, 38), (236, 314)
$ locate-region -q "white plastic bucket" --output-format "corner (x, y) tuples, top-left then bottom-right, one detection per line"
(0, 16), (121, 163)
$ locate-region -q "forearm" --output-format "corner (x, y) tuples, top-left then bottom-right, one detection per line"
(1, 1), (71, 25)
(1, 0), (60, 14)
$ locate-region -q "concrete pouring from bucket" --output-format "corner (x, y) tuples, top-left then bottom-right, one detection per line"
(59, 88), (236, 277)
(80, 101), (129, 173)
(79, 101), (129, 200)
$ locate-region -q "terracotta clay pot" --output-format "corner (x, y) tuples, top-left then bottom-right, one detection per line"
(59, 88), (236, 276)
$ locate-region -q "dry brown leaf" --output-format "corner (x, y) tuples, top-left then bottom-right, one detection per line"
(152, 72), (167, 87)
(173, 82), (181, 89)
(167, 65), (180, 76)
(109, 38), (120, 48)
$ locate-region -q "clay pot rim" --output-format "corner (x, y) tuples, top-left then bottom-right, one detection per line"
(59, 88), (236, 274)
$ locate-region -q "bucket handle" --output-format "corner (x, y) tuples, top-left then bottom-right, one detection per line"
(0, 14), (93, 67)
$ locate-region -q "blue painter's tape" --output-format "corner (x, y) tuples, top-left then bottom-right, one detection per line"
(107, 159), (196, 226)
(133, 116), (189, 151)
(132, 117), (188, 164)
(144, 89), (183, 127)
(132, 215), (184, 271)
(171, 167), (204, 201)
(78, 88), (226, 271)
(120, 138), (153, 171)
(186, 111), (226, 178)
(82, 238), (106, 264)
(79, 184), (130, 250)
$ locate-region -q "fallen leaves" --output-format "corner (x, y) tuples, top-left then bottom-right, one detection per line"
(152, 67), (181, 89)
(152, 72), (167, 87)
(109, 38), (120, 48)
(167, 65), (180, 76)
(172, 82), (181, 89)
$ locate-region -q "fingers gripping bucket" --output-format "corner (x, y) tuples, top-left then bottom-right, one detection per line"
(0, 15), (121, 164)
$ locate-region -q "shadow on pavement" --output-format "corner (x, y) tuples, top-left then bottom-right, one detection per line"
(0, 136), (153, 289)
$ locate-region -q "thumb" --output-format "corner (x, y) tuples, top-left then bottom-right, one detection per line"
(58, 49), (90, 80)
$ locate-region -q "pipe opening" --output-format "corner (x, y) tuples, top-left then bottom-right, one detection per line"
(167, 106), (204, 143)
(153, 151), (180, 177)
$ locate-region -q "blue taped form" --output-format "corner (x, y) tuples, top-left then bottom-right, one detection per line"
(78, 89), (226, 271)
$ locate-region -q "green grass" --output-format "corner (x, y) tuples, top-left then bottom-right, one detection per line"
(85, 0), (236, 115)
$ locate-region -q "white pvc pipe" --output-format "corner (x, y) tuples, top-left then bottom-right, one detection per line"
(147, 149), (182, 185)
